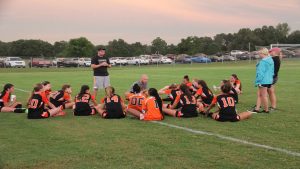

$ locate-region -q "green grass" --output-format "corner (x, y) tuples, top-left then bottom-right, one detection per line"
(0, 60), (300, 169)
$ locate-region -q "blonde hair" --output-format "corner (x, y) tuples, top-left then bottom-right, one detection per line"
(105, 86), (115, 97)
(259, 48), (269, 56)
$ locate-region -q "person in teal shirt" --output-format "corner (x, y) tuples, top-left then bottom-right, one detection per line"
(250, 48), (274, 113)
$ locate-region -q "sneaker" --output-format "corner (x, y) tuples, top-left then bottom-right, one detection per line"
(261, 110), (270, 113)
(269, 107), (276, 112)
(247, 109), (260, 113)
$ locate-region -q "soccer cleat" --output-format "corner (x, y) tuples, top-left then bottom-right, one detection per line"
(261, 110), (270, 113)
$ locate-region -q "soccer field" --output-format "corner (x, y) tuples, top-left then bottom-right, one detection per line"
(0, 60), (299, 169)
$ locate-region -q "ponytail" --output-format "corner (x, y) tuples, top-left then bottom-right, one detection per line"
(28, 83), (43, 105)
(78, 85), (89, 99)
(148, 88), (163, 116)
(105, 86), (115, 97)
(180, 84), (193, 102)
(0, 83), (14, 99)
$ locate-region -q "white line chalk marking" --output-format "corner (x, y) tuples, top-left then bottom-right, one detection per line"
(152, 121), (300, 157)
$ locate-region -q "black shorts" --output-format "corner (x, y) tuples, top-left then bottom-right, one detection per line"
(102, 111), (126, 119)
(74, 103), (93, 116)
(259, 84), (272, 88)
(214, 114), (240, 122)
(74, 107), (93, 116)
(177, 107), (198, 118)
(0, 106), (3, 112)
(50, 100), (64, 108)
(27, 110), (50, 119)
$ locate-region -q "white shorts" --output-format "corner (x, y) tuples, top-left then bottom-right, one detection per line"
(94, 76), (110, 89)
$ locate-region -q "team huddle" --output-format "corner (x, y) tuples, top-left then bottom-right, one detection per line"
(0, 47), (281, 122)
(0, 73), (251, 122)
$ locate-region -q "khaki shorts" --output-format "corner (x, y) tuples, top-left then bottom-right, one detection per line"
(94, 76), (110, 89)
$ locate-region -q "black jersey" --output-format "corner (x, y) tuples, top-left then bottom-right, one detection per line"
(217, 94), (237, 119)
(28, 93), (49, 119)
(196, 87), (214, 105)
(91, 55), (110, 76)
(103, 94), (125, 118)
(176, 94), (198, 117)
(272, 56), (281, 78)
(74, 93), (93, 116)
(50, 90), (70, 107)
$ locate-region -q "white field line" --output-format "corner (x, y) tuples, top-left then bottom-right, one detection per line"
(152, 121), (300, 157)
(5, 85), (300, 157)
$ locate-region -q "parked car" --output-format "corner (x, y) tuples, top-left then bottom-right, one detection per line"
(139, 57), (150, 65)
(78, 58), (91, 67)
(230, 50), (245, 56)
(28, 58), (52, 68)
(127, 57), (141, 65)
(281, 49), (296, 58)
(175, 55), (192, 63)
(191, 56), (211, 63)
(209, 55), (222, 62)
(220, 55), (236, 61)
(55, 58), (78, 67)
(4, 57), (26, 68)
(110, 57), (128, 66)
(53, 58), (64, 67)
(0, 58), (5, 68)
(160, 57), (172, 64)
(150, 56), (161, 64)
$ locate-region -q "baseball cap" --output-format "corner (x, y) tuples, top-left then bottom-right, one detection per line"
(269, 47), (281, 53)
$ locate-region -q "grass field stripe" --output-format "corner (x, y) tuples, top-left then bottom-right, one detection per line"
(152, 121), (300, 157)
(1, 84), (30, 93)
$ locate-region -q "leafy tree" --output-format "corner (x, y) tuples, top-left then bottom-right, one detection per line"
(151, 37), (167, 55)
(106, 39), (130, 57)
(0, 41), (9, 56)
(8, 39), (53, 58)
(64, 37), (95, 57)
(53, 41), (68, 57)
(287, 30), (300, 43)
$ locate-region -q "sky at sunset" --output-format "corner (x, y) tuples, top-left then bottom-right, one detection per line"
(0, 0), (299, 45)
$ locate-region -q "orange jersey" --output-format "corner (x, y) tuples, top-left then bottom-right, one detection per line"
(40, 91), (50, 104)
(0, 91), (10, 103)
(142, 97), (163, 121)
(128, 93), (145, 112)
(186, 82), (193, 87)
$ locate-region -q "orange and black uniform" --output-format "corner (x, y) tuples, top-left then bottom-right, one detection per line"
(213, 94), (240, 122)
(196, 88), (214, 105)
(174, 94), (198, 118)
(142, 97), (163, 121)
(102, 94), (125, 119)
(128, 93), (145, 112)
(0, 92), (10, 111)
(50, 90), (71, 108)
(27, 93), (50, 119)
(163, 89), (182, 109)
(233, 79), (242, 92)
(74, 93), (94, 116)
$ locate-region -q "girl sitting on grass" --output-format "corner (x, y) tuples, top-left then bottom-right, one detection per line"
(127, 88), (164, 121)
(27, 83), (62, 119)
(97, 86), (126, 119)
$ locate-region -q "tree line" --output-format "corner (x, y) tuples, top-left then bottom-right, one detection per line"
(0, 23), (300, 58)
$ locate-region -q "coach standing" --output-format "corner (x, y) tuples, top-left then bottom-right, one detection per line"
(91, 48), (111, 98)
